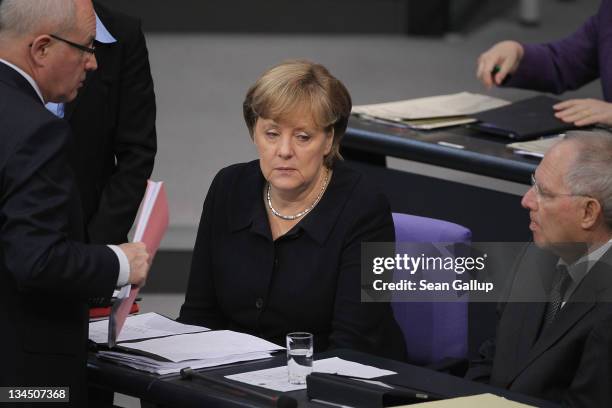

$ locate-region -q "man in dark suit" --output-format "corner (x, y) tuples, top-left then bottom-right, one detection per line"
(0, 0), (150, 406)
(47, 1), (157, 245)
(474, 131), (612, 406)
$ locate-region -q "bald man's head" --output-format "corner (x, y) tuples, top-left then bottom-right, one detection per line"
(0, 0), (77, 42)
(0, 0), (97, 103)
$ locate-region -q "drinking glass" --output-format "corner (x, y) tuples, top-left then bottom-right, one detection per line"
(286, 332), (313, 384)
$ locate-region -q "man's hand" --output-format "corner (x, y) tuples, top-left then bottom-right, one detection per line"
(476, 41), (524, 89)
(119, 242), (150, 287)
(553, 98), (612, 127)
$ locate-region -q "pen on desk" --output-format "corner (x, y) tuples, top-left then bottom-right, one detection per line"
(437, 141), (465, 150)
(314, 372), (436, 400)
(180, 367), (297, 408)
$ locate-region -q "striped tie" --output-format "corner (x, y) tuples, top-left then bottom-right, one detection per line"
(543, 264), (572, 327)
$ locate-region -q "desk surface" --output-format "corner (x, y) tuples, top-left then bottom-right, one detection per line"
(89, 349), (557, 408)
(343, 117), (540, 184)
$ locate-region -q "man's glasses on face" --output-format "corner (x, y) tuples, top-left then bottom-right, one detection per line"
(530, 173), (592, 201)
(49, 34), (95, 55)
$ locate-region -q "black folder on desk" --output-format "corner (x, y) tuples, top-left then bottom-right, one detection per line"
(469, 95), (575, 141)
(306, 372), (442, 407)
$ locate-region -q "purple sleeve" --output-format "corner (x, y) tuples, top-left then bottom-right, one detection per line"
(506, 8), (600, 94)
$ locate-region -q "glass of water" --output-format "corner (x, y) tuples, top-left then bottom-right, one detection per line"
(286, 332), (313, 384)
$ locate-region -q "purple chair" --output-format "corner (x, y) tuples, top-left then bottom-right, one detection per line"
(391, 213), (471, 365)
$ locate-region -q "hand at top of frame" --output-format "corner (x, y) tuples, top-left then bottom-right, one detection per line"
(476, 40), (524, 89)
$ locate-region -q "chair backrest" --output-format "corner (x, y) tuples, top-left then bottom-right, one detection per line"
(391, 213), (471, 365)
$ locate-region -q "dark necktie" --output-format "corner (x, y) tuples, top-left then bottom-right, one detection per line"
(543, 264), (572, 327)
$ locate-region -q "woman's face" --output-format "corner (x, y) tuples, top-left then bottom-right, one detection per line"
(254, 111), (333, 195)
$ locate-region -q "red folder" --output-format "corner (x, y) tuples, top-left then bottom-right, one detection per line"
(108, 180), (169, 347)
(89, 302), (139, 319)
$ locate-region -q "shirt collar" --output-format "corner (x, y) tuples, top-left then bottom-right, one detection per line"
(558, 238), (612, 284)
(229, 160), (358, 246)
(95, 13), (117, 44)
(0, 58), (44, 103)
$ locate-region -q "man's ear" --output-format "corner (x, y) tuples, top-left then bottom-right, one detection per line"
(581, 197), (602, 230)
(29, 35), (52, 65)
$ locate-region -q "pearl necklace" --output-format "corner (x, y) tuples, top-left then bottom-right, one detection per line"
(267, 169), (330, 221)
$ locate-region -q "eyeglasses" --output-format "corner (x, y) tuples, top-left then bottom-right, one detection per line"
(49, 34), (95, 55)
(530, 173), (591, 201)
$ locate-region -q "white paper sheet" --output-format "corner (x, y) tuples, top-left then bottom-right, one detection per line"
(118, 330), (284, 363)
(225, 357), (397, 392)
(89, 312), (209, 344)
(507, 134), (565, 157)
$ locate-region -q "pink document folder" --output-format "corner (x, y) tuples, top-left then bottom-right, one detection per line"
(108, 181), (169, 347)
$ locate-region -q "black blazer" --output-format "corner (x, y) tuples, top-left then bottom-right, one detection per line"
(0, 62), (118, 406)
(65, 2), (156, 244)
(179, 160), (406, 361)
(490, 244), (612, 406)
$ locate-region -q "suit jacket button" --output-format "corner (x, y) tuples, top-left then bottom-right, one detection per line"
(255, 298), (264, 309)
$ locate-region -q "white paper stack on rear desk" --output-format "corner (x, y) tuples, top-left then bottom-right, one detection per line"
(352, 92), (510, 129)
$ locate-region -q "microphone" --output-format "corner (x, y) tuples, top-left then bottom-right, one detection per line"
(180, 367), (297, 408)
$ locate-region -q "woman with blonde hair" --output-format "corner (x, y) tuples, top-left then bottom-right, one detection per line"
(179, 60), (405, 360)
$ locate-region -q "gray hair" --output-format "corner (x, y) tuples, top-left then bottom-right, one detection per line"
(563, 130), (612, 230)
(0, 0), (76, 39)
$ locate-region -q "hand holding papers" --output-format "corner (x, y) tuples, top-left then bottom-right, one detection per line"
(108, 180), (169, 347)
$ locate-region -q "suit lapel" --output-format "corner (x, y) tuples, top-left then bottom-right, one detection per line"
(518, 301), (548, 357)
(494, 245), (554, 387)
(508, 248), (612, 384)
(514, 300), (594, 383)
(495, 302), (546, 387)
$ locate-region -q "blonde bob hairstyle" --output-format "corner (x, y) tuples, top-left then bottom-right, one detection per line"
(243, 60), (352, 168)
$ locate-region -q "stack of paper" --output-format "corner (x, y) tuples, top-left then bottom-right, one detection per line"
(407, 393), (535, 407)
(97, 330), (284, 375)
(352, 92), (510, 130)
(89, 312), (209, 344)
(98, 350), (274, 375)
(507, 134), (565, 158)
